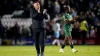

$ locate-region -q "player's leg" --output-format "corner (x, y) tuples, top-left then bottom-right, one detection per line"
(56, 31), (61, 46)
(57, 38), (60, 46)
(52, 31), (58, 45)
(68, 32), (77, 53)
(33, 30), (40, 56)
(59, 33), (67, 52)
(53, 31), (60, 46)
(67, 32), (74, 49)
(59, 37), (67, 53)
(39, 30), (46, 56)
(59, 29), (68, 53)
(52, 39), (57, 45)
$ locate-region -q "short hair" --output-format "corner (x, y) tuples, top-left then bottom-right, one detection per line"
(63, 5), (70, 11)
(31, 0), (39, 3)
(66, 5), (70, 10)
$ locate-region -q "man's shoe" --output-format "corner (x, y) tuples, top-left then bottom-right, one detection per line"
(37, 54), (41, 56)
(72, 49), (78, 53)
(59, 49), (64, 53)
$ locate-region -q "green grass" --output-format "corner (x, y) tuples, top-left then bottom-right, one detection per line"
(0, 45), (100, 56)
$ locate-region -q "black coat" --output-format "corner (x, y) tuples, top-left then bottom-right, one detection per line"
(30, 6), (48, 29)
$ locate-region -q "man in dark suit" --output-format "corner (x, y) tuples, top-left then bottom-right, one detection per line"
(30, 0), (48, 56)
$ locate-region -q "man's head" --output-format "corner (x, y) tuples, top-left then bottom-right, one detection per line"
(65, 5), (71, 13)
(31, 0), (40, 11)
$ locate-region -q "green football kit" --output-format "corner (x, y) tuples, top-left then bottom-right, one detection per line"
(63, 13), (73, 37)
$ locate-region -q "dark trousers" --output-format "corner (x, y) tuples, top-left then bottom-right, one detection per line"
(33, 28), (45, 54)
(80, 30), (87, 44)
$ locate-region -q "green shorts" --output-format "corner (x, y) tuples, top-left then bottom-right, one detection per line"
(64, 24), (72, 37)
(64, 29), (72, 37)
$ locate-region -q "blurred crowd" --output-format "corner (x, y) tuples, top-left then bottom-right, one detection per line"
(0, 0), (100, 45)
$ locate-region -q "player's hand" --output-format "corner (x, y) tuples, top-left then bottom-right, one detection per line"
(65, 20), (70, 24)
(65, 20), (75, 24)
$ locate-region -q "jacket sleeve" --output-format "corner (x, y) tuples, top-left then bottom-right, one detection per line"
(43, 14), (48, 19)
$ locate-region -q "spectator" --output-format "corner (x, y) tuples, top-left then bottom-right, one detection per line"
(47, 0), (55, 19)
(97, 22), (100, 38)
(43, 9), (50, 28)
(71, 7), (77, 19)
(0, 20), (5, 45)
(85, 10), (93, 26)
(86, 11), (99, 27)
(78, 11), (85, 22)
(72, 21), (80, 39)
(54, 1), (60, 16)
(93, 2), (100, 20)
(90, 26), (95, 38)
(6, 26), (12, 39)
(20, 25), (31, 45)
(11, 23), (21, 45)
(52, 20), (61, 46)
(91, 12), (99, 27)
(45, 20), (54, 39)
(80, 18), (88, 44)
(21, 25), (31, 38)
(58, 0), (66, 14)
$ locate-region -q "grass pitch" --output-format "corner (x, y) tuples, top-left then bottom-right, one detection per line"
(0, 45), (100, 56)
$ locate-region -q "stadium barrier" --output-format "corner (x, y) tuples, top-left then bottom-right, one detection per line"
(1, 38), (100, 45)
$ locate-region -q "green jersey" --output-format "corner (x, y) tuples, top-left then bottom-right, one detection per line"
(63, 13), (73, 31)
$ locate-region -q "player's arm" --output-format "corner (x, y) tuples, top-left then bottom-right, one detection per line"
(65, 19), (76, 24)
